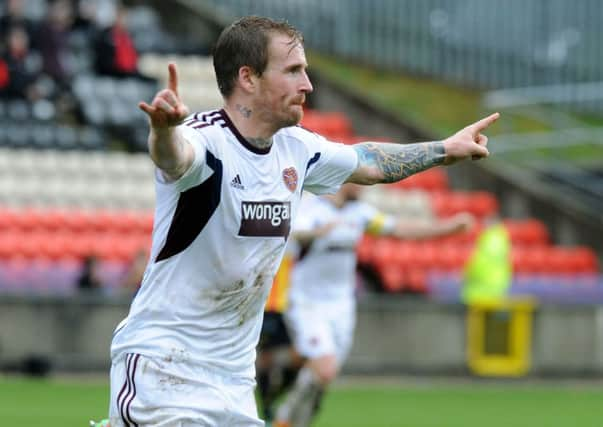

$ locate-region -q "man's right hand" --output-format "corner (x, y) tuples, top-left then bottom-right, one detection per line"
(139, 63), (190, 129)
(442, 112), (500, 165)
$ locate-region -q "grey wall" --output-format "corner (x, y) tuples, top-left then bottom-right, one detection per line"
(1, 295), (602, 377)
(0, 295), (129, 371)
(348, 296), (603, 376)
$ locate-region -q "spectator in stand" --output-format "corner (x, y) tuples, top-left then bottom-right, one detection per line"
(77, 255), (104, 294)
(93, 3), (149, 80)
(35, 0), (74, 88)
(71, 0), (98, 35)
(0, 0), (38, 46)
(0, 59), (7, 92)
(118, 248), (149, 296)
(0, 25), (45, 101)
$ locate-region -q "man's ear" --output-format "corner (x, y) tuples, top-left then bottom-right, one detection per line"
(238, 66), (257, 94)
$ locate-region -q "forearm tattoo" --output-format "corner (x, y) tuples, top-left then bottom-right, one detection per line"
(353, 141), (446, 183)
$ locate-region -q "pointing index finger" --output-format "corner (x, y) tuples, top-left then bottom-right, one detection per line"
(168, 63), (179, 97)
(470, 112), (500, 133)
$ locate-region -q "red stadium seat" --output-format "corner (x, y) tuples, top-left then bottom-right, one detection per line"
(0, 232), (19, 258)
(88, 209), (116, 233)
(64, 231), (94, 260)
(522, 219), (550, 246)
(13, 209), (43, 231)
(379, 264), (405, 292)
(140, 212), (155, 234)
(570, 247), (599, 273)
(63, 210), (92, 233)
(405, 268), (427, 293)
(435, 244), (466, 271)
(16, 231), (42, 258)
(548, 248), (572, 273)
(468, 192), (499, 218)
(356, 235), (376, 265)
(0, 208), (17, 230)
(412, 242), (438, 270)
(524, 247), (549, 273)
(387, 169), (448, 192)
(372, 238), (398, 271)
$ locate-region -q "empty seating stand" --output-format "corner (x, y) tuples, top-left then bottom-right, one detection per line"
(0, 206), (153, 295)
(0, 100), (600, 302)
(0, 148), (155, 209)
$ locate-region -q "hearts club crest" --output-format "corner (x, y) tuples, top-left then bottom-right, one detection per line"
(282, 167), (298, 192)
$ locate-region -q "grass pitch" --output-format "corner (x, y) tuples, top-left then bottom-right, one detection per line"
(1, 375), (602, 427)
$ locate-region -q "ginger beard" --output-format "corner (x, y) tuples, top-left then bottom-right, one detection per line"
(254, 34), (312, 130)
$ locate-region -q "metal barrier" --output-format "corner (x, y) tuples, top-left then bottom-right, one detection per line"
(197, 0), (603, 218)
(202, 0), (603, 95)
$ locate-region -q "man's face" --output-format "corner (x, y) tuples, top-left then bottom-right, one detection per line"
(254, 33), (313, 128)
(8, 27), (28, 56)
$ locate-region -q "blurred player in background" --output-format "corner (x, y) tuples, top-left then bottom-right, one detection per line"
(103, 15), (498, 427)
(256, 245), (304, 423)
(273, 184), (473, 427)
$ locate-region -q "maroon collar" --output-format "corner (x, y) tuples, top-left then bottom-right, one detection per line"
(219, 109), (271, 155)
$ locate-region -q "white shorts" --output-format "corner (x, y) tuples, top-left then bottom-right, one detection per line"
(284, 299), (355, 363)
(109, 353), (264, 427)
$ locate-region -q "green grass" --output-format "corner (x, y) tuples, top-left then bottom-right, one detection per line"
(2, 376), (603, 427)
(314, 383), (603, 427)
(0, 376), (109, 427)
(308, 52), (550, 136)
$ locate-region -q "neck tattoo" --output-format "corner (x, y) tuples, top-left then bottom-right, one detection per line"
(236, 104), (252, 118)
(247, 136), (273, 150)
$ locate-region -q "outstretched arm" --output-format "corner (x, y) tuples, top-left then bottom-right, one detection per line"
(292, 221), (338, 247)
(139, 63), (193, 181)
(346, 113), (499, 185)
(389, 212), (474, 240)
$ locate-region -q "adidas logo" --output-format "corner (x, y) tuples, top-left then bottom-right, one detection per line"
(230, 174), (245, 190)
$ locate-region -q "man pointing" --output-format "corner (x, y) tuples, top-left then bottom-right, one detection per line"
(105, 15), (499, 427)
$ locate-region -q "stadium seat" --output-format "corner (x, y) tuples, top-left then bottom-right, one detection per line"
(570, 247), (599, 273)
(378, 264), (405, 292)
(505, 219), (550, 246)
(405, 268), (428, 293)
(356, 235), (375, 265)
(467, 192), (499, 218)
(387, 168), (449, 192)
(391, 241), (416, 269)
(372, 238), (398, 271)
(0, 208), (17, 230)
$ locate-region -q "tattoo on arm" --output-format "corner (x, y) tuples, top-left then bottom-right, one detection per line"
(353, 142), (446, 183)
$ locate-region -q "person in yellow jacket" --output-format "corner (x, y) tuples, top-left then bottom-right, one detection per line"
(462, 217), (512, 303)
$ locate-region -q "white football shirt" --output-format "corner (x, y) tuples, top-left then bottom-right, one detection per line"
(110, 109), (358, 379)
(288, 194), (391, 304)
